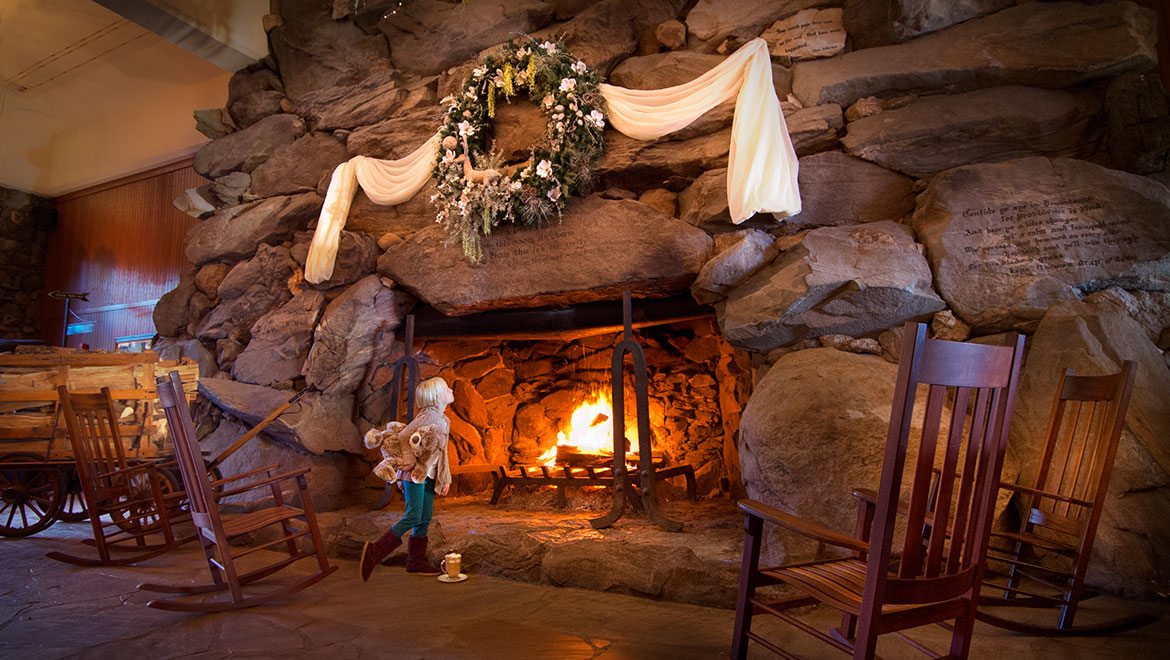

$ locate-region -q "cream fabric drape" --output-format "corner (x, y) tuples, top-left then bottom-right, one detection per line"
(304, 38), (800, 283)
(304, 133), (440, 282)
(600, 38), (800, 223)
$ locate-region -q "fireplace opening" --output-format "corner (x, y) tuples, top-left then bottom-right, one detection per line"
(357, 296), (754, 510)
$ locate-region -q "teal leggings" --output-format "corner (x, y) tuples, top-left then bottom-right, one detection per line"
(391, 477), (434, 538)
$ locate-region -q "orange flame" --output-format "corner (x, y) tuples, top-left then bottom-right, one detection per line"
(539, 390), (638, 466)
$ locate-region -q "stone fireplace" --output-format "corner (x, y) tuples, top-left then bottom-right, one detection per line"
(357, 299), (752, 504)
(154, 0), (1170, 602)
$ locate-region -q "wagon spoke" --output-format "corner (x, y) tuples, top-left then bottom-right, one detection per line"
(5, 504), (15, 527)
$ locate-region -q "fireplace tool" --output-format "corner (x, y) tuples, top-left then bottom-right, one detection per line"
(369, 314), (420, 511)
(590, 291), (683, 532)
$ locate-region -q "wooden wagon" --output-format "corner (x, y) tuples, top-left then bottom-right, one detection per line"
(0, 350), (198, 537)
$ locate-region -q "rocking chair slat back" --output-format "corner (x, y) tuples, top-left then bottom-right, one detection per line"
(155, 376), (214, 521)
(869, 324), (1026, 606)
(977, 361), (1156, 635)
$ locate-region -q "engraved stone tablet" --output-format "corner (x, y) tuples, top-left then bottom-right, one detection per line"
(911, 157), (1170, 331)
(761, 8), (846, 62)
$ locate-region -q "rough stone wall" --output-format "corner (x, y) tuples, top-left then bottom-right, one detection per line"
(157, 0), (1170, 596)
(0, 187), (54, 339)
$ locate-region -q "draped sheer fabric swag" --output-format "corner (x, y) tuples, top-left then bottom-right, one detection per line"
(304, 38), (800, 283)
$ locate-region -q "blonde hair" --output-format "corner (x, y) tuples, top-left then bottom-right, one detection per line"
(415, 377), (450, 409)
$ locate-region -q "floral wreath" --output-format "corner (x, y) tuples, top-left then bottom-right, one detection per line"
(433, 39), (607, 263)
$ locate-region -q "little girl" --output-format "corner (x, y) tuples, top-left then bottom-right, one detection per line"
(360, 377), (453, 580)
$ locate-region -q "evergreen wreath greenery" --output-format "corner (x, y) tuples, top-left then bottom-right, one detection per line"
(433, 39), (607, 263)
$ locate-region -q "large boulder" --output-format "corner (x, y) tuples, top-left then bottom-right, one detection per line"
(1104, 72), (1170, 175)
(226, 66), (285, 128)
(784, 151), (914, 228)
(184, 193), (323, 266)
(685, 0), (836, 52)
(842, 86), (1101, 178)
(302, 275), (415, 396)
(608, 50), (792, 98)
(739, 348), (898, 564)
(379, 0), (553, 77)
(793, 2), (1157, 108)
(193, 244), (297, 341)
(677, 168), (782, 231)
(193, 114), (305, 179)
(597, 128), (731, 192)
(269, 7), (390, 100)
(718, 221), (944, 351)
(691, 229), (776, 304)
(1006, 301), (1170, 597)
(786, 103), (844, 156)
(231, 290), (326, 387)
(377, 195), (713, 316)
(201, 418), (365, 512)
(911, 157), (1170, 332)
(291, 230), (379, 290)
(844, 0), (1014, 48)
(292, 68), (405, 132)
(153, 268), (198, 337)
(346, 106), (443, 159)
(198, 378), (364, 455)
(530, 0), (686, 76)
(760, 7), (846, 61)
(248, 134), (348, 198)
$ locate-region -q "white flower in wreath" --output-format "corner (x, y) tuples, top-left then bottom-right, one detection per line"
(457, 121), (473, 137)
(472, 67), (486, 78)
(517, 46), (530, 57)
(587, 110), (605, 129)
(547, 187), (561, 202)
(510, 180), (522, 191)
(571, 60), (587, 75)
(443, 150), (456, 162)
(542, 41), (556, 53)
(536, 160), (553, 178)
(559, 78), (577, 93)
(542, 94), (555, 108)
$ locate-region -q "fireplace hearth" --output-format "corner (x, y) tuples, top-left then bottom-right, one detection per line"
(359, 295), (753, 521)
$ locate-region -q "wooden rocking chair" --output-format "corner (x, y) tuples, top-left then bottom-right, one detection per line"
(46, 386), (192, 567)
(978, 360), (1158, 635)
(138, 371), (337, 612)
(729, 322), (1026, 660)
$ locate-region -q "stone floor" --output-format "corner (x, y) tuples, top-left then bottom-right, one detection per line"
(2, 519), (1168, 659)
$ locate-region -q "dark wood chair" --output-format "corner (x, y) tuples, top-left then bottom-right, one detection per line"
(46, 386), (191, 567)
(729, 322), (1026, 660)
(138, 371), (336, 612)
(978, 360), (1158, 635)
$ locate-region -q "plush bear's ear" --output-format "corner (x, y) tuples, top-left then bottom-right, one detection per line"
(363, 428), (383, 449)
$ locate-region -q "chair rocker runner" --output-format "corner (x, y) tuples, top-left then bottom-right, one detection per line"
(46, 386), (193, 567)
(978, 360), (1158, 636)
(138, 371), (336, 612)
(729, 322), (1026, 660)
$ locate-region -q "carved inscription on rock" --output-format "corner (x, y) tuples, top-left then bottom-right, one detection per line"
(912, 157), (1170, 331)
(951, 195), (1153, 278)
(761, 8), (846, 62)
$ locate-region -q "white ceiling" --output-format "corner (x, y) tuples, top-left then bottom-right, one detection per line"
(0, 0), (267, 197)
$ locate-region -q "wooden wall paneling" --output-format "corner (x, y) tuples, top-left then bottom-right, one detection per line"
(41, 160), (201, 349)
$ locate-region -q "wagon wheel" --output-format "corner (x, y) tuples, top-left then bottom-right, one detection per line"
(56, 470), (88, 522)
(109, 466), (184, 534)
(0, 453), (65, 537)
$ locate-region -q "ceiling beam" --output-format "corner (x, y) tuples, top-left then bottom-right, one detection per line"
(93, 0), (265, 73)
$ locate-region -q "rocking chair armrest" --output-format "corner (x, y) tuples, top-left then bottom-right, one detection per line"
(209, 464), (282, 487)
(851, 488), (916, 517)
(96, 462), (164, 481)
(998, 481), (1093, 508)
(215, 467), (312, 499)
(738, 499), (869, 554)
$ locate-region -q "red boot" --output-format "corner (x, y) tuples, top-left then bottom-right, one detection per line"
(405, 535), (440, 575)
(360, 528), (402, 581)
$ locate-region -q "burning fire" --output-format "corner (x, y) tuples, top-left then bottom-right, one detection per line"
(538, 390), (637, 466)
